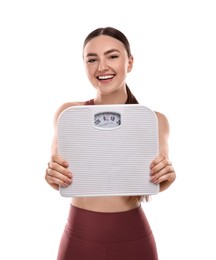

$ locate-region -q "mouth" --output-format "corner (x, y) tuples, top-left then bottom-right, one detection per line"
(97, 74), (115, 81)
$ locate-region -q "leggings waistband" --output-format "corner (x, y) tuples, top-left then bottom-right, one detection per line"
(64, 205), (152, 243)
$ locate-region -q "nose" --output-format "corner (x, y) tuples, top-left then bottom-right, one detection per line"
(98, 60), (108, 71)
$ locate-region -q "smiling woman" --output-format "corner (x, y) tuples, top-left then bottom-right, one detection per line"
(45, 26), (176, 260)
(83, 34), (133, 98)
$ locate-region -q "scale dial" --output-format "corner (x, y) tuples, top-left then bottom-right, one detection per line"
(94, 112), (121, 128)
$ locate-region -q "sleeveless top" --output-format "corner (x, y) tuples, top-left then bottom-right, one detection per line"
(84, 99), (94, 105)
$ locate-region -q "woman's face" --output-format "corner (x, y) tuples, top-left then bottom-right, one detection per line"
(83, 35), (133, 96)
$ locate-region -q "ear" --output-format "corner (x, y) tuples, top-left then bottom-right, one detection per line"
(127, 55), (134, 72)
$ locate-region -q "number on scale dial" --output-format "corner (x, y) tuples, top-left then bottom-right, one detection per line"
(94, 112), (121, 128)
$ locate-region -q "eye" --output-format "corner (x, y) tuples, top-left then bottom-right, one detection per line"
(86, 58), (97, 64)
(109, 55), (119, 59)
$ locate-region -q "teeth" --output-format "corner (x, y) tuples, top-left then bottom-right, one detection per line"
(98, 75), (113, 80)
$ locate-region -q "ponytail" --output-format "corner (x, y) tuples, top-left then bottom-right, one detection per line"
(125, 84), (139, 104)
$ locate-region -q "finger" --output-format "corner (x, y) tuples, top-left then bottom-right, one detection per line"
(46, 175), (71, 187)
(150, 165), (174, 183)
(45, 167), (72, 186)
(51, 154), (69, 167)
(48, 161), (71, 178)
(150, 155), (165, 168)
(157, 171), (176, 184)
(150, 157), (172, 175)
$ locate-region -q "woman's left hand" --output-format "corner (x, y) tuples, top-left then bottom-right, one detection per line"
(150, 155), (176, 191)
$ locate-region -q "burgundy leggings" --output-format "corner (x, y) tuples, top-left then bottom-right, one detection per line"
(57, 205), (158, 260)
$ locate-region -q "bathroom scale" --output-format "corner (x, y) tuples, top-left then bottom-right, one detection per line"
(57, 104), (159, 197)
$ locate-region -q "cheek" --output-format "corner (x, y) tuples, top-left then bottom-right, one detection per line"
(117, 59), (131, 73)
(118, 64), (130, 74)
(85, 66), (93, 78)
(85, 64), (96, 74)
(114, 61), (126, 71)
(85, 67), (97, 84)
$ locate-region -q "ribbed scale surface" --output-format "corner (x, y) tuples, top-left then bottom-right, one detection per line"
(57, 105), (159, 197)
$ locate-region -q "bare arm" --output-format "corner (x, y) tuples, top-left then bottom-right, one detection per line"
(150, 112), (176, 192)
(45, 102), (84, 190)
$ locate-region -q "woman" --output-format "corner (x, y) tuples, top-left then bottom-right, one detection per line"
(45, 27), (176, 260)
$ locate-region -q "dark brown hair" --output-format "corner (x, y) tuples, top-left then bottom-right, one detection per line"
(83, 27), (150, 203)
(83, 27), (132, 57)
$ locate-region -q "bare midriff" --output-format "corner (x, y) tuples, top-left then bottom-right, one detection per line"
(71, 196), (141, 213)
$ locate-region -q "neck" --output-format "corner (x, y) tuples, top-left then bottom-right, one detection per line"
(94, 89), (128, 105)
(93, 85), (138, 105)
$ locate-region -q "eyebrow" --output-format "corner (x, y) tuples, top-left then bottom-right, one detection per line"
(85, 49), (120, 57)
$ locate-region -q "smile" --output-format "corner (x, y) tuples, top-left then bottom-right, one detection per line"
(97, 75), (114, 80)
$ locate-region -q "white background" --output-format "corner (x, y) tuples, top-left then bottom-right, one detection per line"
(0, 0), (215, 259)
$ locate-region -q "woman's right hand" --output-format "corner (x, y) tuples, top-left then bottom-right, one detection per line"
(45, 154), (73, 190)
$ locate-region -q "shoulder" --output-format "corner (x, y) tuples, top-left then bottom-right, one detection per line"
(53, 101), (86, 125)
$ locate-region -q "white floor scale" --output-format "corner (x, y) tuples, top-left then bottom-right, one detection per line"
(57, 104), (159, 197)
